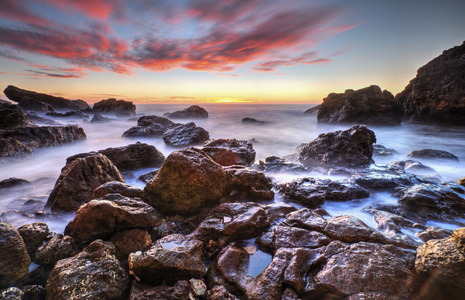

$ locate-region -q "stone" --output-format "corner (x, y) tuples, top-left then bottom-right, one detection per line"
(278, 177), (369, 208)
(224, 166), (274, 200)
(190, 278), (207, 297)
(45, 240), (129, 300)
(123, 115), (179, 137)
(0, 102), (32, 129)
(34, 234), (75, 265)
(373, 144), (398, 156)
(16, 96), (55, 113)
(109, 229), (152, 261)
(317, 85), (403, 125)
(0, 222), (31, 288)
(3, 85), (90, 112)
(25, 112), (61, 126)
(404, 160), (438, 177)
(129, 234), (206, 285)
(91, 113), (112, 122)
(299, 125), (376, 168)
(46, 111), (89, 118)
(0, 137), (32, 159)
(165, 105), (208, 119)
(138, 170), (158, 183)
(416, 226), (454, 242)
(91, 181), (145, 200)
(255, 156), (307, 173)
(396, 41), (465, 125)
(144, 148), (228, 215)
(0, 287), (24, 300)
(460, 177), (465, 187)
(206, 285), (240, 300)
(407, 149), (459, 161)
(22, 285), (45, 300)
(0, 177), (30, 189)
(202, 139), (256, 166)
(304, 104), (321, 115)
(163, 122), (210, 146)
(129, 280), (192, 300)
(46, 153), (124, 212)
(17, 222), (50, 260)
(93, 98), (136, 116)
(65, 193), (162, 246)
(241, 117), (265, 125)
(271, 226), (331, 249)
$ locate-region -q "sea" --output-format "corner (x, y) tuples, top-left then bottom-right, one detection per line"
(2, 103), (465, 238)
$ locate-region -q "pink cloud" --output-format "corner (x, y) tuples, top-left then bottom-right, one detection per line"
(0, 0), (52, 26)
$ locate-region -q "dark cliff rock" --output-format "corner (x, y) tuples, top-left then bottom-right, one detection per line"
(202, 139), (256, 166)
(163, 122), (210, 147)
(93, 98), (136, 116)
(123, 115), (179, 137)
(317, 85), (403, 125)
(0, 102), (33, 129)
(165, 105), (208, 119)
(304, 104), (321, 115)
(396, 41), (465, 125)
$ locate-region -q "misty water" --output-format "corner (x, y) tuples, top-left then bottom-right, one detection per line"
(2, 103), (465, 238)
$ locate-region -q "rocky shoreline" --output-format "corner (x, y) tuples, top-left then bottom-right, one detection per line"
(0, 42), (465, 299)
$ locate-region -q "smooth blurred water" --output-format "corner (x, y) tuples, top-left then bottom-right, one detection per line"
(1, 104), (465, 234)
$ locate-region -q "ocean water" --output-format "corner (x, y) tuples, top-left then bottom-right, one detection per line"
(2, 103), (465, 235)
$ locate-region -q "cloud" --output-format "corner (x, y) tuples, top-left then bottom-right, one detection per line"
(25, 64), (87, 78)
(0, 0), (52, 26)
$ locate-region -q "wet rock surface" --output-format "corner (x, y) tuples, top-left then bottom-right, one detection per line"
(163, 122), (210, 146)
(17, 222), (50, 260)
(129, 280), (191, 300)
(202, 139), (256, 166)
(91, 181), (145, 200)
(93, 98), (136, 116)
(165, 105), (208, 119)
(317, 85), (403, 125)
(407, 148), (459, 161)
(255, 156), (307, 173)
(34, 233), (75, 265)
(123, 115), (179, 137)
(224, 166), (274, 200)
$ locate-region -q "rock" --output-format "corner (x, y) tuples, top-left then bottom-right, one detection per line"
(0, 177), (30, 189)
(14, 264), (53, 289)
(165, 105), (208, 119)
(407, 149), (459, 161)
(123, 115), (179, 137)
(224, 166), (274, 200)
(397, 41), (465, 125)
(93, 98), (136, 116)
(45, 240), (129, 299)
(0, 102), (32, 129)
(129, 234), (206, 285)
(22, 285), (45, 300)
(304, 104), (321, 115)
(190, 278), (207, 297)
(46, 111), (89, 118)
(242, 117), (265, 125)
(460, 177), (465, 187)
(255, 156), (307, 173)
(206, 285), (240, 300)
(144, 148), (228, 215)
(202, 139), (256, 166)
(0, 222), (31, 288)
(404, 160), (438, 176)
(109, 229), (152, 261)
(416, 226), (454, 242)
(34, 234), (75, 265)
(317, 85), (403, 125)
(373, 144), (398, 156)
(17, 222), (50, 260)
(25, 112), (61, 126)
(65, 193), (162, 245)
(0, 287), (24, 300)
(91, 181), (145, 200)
(91, 113), (112, 122)
(163, 122), (210, 146)
(46, 153), (125, 212)
(271, 226), (331, 249)
(17, 96), (55, 113)
(299, 125), (376, 168)
(67, 142), (165, 172)
(138, 170), (158, 183)
(3, 85), (90, 111)
(129, 280), (192, 300)
(278, 177), (369, 208)
(415, 228), (465, 299)
(0, 137), (32, 158)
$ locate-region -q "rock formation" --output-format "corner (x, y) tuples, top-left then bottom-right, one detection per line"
(165, 105), (208, 119)
(93, 98), (136, 116)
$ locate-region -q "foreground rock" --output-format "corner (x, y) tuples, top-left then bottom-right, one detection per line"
(255, 156), (307, 173)
(46, 240), (129, 299)
(298, 125), (376, 168)
(202, 139), (256, 166)
(0, 223), (31, 288)
(317, 85), (403, 125)
(397, 41), (465, 125)
(163, 122), (210, 147)
(67, 142), (165, 171)
(407, 149), (459, 161)
(93, 98), (136, 116)
(165, 105), (208, 119)
(144, 148), (228, 215)
(0, 102), (32, 129)
(123, 115), (179, 137)
(17, 222), (50, 260)
(46, 153), (125, 212)
(224, 166), (274, 200)
(4, 85), (90, 111)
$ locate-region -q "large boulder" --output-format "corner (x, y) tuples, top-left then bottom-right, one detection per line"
(46, 153), (125, 212)
(165, 105), (208, 119)
(396, 41), (465, 125)
(407, 149), (459, 161)
(298, 125), (376, 168)
(163, 122), (210, 147)
(123, 115), (179, 137)
(224, 166), (274, 200)
(317, 85), (403, 125)
(34, 233), (75, 265)
(93, 98), (136, 116)
(0, 222), (31, 288)
(17, 222), (50, 260)
(45, 240), (129, 300)
(17, 96), (55, 113)
(4, 85), (90, 111)
(144, 148), (228, 215)
(202, 139), (256, 166)
(66, 142), (165, 171)
(0, 102), (32, 129)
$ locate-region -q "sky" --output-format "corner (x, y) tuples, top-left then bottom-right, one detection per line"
(0, 0), (464, 104)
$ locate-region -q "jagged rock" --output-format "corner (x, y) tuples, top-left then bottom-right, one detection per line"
(206, 285), (240, 300)
(373, 144), (398, 156)
(317, 85), (403, 125)
(299, 125), (376, 168)
(304, 104), (321, 115)
(138, 170), (158, 183)
(415, 228), (465, 299)
(129, 234), (206, 285)
(163, 122), (210, 146)
(65, 193), (162, 245)
(34, 234), (75, 265)
(144, 148), (228, 215)
(242, 118), (265, 125)
(165, 105), (208, 119)
(25, 112), (61, 126)
(17, 222), (50, 260)
(0, 287), (24, 300)
(16, 96), (55, 113)
(45, 240), (129, 299)
(22, 285), (45, 300)
(46, 111), (88, 118)
(0, 177), (30, 189)
(3, 85), (90, 111)
(93, 98), (136, 116)
(46, 153), (124, 212)
(255, 156), (307, 173)
(0, 222), (31, 288)
(270, 226), (332, 249)
(109, 229), (152, 261)
(407, 149), (459, 161)
(278, 177), (369, 208)
(224, 166), (274, 200)
(397, 41), (465, 125)
(416, 226), (454, 242)
(129, 280), (192, 300)
(0, 102), (32, 129)
(91, 181), (145, 200)
(202, 139), (256, 166)
(0, 137), (32, 158)
(123, 115), (179, 137)
(91, 113), (112, 122)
